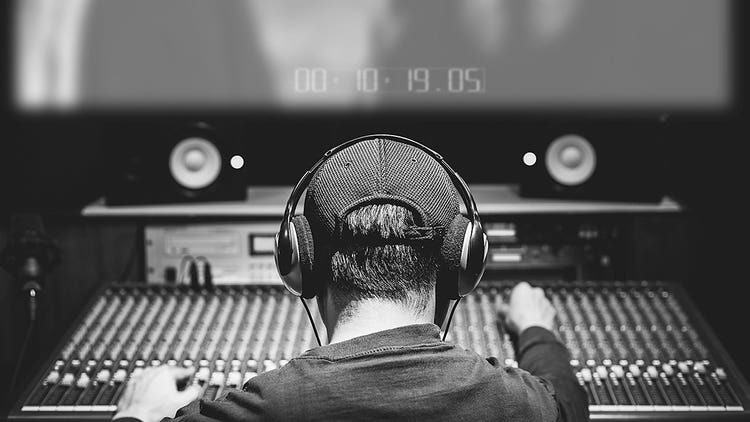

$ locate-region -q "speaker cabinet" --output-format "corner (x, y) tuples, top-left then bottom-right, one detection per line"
(519, 122), (667, 202)
(105, 121), (247, 205)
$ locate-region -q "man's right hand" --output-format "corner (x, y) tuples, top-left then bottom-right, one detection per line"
(497, 282), (556, 335)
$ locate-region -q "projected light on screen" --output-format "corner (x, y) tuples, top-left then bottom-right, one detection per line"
(13, 0), (731, 112)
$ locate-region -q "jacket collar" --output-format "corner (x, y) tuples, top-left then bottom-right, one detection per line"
(300, 323), (444, 360)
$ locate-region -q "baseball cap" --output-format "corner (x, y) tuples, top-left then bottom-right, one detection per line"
(303, 136), (461, 251)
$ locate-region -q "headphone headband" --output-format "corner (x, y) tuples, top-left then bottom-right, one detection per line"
(281, 134), (482, 230)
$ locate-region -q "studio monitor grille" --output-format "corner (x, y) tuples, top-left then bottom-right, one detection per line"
(545, 134), (596, 187)
(169, 136), (223, 191)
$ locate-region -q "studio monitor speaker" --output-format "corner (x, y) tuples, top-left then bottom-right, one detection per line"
(519, 122), (667, 202)
(105, 121), (247, 205)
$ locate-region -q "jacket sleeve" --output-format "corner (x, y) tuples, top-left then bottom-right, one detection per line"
(515, 326), (590, 422)
(110, 388), (270, 422)
(161, 386), (271, 422)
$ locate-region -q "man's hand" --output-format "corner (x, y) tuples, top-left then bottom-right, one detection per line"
(113, 365), (201, 422)
(497, 282), (556, 335)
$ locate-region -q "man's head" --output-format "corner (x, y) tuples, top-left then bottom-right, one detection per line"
(302, 137), (462, 321)
(275, 134), (487, 338)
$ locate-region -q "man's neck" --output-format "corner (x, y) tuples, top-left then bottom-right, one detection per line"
(327, 299), (433, 344)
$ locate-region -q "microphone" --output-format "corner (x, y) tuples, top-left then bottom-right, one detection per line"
(0, 213), (61, 321)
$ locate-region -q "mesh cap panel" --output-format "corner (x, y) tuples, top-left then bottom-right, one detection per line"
(303, 137), (460, 262)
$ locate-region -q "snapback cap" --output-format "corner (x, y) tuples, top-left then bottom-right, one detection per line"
(303, 137), (461, 250)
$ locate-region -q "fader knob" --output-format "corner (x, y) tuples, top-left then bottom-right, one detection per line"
(61, 373), (75, 386)
(96, 369), (111, 383)
(114, 369), (128, 382)
(628, 364), (641, 377)
(611, 365), (624, 378)
(45, 371), (60, 384)
(581, 368), (593, 382)
(209, 372), (225, 386)
(227, 372), (242, 387)
(196, 367), (210, 382)
(596, 366), (608, 379)
(662, 363), (674, 376)
(76, 373), (91, 388)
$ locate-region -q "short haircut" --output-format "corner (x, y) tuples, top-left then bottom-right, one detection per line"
(328, 203), (438, 314)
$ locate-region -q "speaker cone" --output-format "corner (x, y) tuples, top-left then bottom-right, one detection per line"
(545, 134), (596, 186)
(169, 137), (222, 190)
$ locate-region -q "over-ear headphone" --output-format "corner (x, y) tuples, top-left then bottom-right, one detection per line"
(274, 134), (488, 324)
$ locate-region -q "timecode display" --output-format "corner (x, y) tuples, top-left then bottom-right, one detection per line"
(293, 67), (486, 94)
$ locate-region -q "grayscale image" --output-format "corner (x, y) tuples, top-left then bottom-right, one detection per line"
(1, 1), (748, 422)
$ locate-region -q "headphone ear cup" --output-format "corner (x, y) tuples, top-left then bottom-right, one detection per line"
(291, 215), (316, 298)
(440, 215), (470, 274)
(439, 215), (471, 299)
(439, 214), (488, 298)
(460, 219), (488, 296)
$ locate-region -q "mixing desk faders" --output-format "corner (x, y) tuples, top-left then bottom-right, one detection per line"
(9, 281), (750, 421)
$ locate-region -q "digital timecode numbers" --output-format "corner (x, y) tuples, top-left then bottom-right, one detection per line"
(404, 68), (483, 93)
(293, 67), (486, 94)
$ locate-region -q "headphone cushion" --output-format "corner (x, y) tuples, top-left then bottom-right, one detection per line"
(440, 214), (470, 272)
(291, 215), (315, 285)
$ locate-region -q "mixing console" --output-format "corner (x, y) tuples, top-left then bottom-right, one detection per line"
(10, 281), (750, 421)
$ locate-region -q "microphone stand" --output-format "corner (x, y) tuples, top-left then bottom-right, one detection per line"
(0, 214), (61, 397)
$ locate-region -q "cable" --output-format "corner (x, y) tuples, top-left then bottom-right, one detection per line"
(300, 297), (322, 347)
(8, 320), (35, 398)
(178, 255), (194, 285)
(188, 260), (200, 289)
(202, 261), (213, 288)
(441, 298), (462, 342)
(195, 256), (213, 288)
